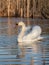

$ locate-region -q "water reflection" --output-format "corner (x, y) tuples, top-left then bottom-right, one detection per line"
(18, 42), (42, 65)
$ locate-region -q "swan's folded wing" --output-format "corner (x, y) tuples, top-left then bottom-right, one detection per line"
(23, 31), (32, 40)
(23, 25), (42, 39)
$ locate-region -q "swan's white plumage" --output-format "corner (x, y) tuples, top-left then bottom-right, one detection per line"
(23, 26), (42, 39)
(18, 21), (43, 43)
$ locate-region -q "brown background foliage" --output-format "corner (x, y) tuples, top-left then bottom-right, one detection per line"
(0, 0), (49, 19)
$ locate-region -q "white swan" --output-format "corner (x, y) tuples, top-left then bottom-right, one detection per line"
(17, 21), (43, 43)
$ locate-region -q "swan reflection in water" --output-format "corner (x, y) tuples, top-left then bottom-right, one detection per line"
(17, 41), (44, 65)
(16, 21), (43, 44)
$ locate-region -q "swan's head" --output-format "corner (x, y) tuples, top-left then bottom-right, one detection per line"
(18, 21), (25, 26)
(16, 21), (25, 26)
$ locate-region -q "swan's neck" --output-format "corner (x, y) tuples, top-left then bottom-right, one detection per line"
(18, 24), (26, 42)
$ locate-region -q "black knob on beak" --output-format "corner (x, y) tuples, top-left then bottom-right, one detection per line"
(16, 23), (18, 25)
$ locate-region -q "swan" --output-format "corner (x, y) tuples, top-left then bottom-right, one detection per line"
(17, 21), (43, 43)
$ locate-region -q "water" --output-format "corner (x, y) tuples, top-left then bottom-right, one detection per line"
(0, 18), (49, 65)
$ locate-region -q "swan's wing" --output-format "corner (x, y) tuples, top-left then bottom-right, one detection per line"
(23, 30), (32, 40)
(23, 27), (32, 40)
(31, 25), (42, 39)
(23, 25), (42, 39)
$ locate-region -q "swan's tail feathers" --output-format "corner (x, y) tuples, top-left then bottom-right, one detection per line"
(37, 36), (44, 40)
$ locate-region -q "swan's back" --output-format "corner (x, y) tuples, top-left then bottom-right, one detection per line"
(23, 25), (42, 40)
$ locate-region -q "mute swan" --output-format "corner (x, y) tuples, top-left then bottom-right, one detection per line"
(17, 21), (43, 43)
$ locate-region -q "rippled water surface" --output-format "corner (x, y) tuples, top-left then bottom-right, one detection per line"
(0, 18), (49, 65)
